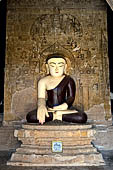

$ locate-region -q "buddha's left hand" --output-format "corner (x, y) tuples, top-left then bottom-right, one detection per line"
(49, 103), (68, 111)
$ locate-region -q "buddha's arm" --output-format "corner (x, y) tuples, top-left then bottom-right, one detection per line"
(65, 77), (76, 107)
(37, 79), (49, 124)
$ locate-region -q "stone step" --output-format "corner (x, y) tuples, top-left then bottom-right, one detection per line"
(19, 137), (93, 146)
(15, 129), (95, 138)
(22, 124), (93, 130)
(16, 146), (97, 155)
(7, 152), (105, 166)
(21, 144), (93, 149)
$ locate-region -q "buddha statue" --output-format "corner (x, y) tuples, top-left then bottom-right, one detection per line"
(26, 53), (87, 124)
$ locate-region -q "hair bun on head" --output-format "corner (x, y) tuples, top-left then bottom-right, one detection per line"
(46, 53), (66, 63)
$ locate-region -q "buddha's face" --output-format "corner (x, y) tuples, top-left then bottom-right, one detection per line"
(47, 58), (67, 77)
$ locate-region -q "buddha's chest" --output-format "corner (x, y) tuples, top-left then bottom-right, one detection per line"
(46, 76), (65, 90)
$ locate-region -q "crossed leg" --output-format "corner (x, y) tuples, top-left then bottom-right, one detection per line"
(26, 109), (87, 124)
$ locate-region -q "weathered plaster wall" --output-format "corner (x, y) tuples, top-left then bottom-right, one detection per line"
(4, 0), (111, 124)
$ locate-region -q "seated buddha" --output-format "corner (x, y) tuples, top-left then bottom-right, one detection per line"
(26, 53), (87, 124)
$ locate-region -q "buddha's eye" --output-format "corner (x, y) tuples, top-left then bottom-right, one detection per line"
(59, 65), (64, 67)
(50, 65), (55, 67)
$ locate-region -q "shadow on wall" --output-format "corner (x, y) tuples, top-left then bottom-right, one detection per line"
(0, 0), (6, 114)
(110, 92), (113, 115)
(0, 100), (4, 113)
(11, 87), (37, 120)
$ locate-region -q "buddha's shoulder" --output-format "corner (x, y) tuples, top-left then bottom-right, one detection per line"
(38, 76), (51, 84)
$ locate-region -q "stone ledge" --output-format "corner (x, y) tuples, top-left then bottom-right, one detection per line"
(22, 123), (93, 130)
(14, 124), (96, 140)
(20, 144), (93, 149)
(15, 129), (96, 138)
(7, 152), (105, 166)
(16, 146), (97, 155)
(18, 138), (93, 146)
(7, 161), (105, 166)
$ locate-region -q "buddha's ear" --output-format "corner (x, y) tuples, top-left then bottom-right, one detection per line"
(46, 64), (49, 74)
(64, 63), (67, 74)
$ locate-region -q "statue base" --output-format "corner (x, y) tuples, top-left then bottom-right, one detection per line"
(7, 123), (105, 166)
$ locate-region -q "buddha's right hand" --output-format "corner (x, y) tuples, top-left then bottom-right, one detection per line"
(37, 98), (49, 124)
(37, 106), (49, 124)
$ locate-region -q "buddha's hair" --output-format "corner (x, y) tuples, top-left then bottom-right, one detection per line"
(46, 53), (67, 63)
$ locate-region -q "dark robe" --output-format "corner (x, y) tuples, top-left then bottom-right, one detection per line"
(46, 75), (75, 108)
(26, 75), (87, 124)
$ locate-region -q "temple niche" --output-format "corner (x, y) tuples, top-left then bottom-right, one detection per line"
(4, 0), (111, 125)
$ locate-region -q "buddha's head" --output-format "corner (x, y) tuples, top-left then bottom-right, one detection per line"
(46, 53), (67, 77)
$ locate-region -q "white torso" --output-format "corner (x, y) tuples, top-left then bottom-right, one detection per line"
(37, 75), (65, 98)
(45, 75), (65, 90)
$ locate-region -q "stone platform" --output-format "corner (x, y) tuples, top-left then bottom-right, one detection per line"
(7, 123), (105, 166)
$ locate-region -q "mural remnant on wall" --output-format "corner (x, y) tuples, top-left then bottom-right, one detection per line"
(4, 0), (111, 124)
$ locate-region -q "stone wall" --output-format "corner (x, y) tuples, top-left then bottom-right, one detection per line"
(4, 0), (112, 124)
